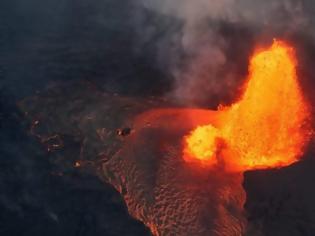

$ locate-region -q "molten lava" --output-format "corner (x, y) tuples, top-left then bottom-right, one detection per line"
(184, 40), (311, 171)
(183, 124), (221, 166)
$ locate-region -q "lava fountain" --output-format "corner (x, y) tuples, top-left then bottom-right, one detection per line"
(19, 40), (314, 236)
(184, 40), (312, 172)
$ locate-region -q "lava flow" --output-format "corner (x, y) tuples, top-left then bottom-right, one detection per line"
(184, 40), (312, 171)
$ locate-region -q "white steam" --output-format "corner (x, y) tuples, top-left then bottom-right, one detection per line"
(134, 0), (310, 106)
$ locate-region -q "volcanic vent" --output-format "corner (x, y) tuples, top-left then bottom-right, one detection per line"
(184, 40), (312, 172)
(100, 40), (312, 235)
(19, 40), (313, 236)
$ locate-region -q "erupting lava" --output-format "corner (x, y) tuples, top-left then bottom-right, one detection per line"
(184, 40), (311, 171)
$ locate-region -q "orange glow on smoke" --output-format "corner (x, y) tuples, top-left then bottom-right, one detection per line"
(184, 40), (312, 171)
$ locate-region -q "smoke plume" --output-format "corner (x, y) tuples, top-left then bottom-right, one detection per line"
(133, 0), (313, 107)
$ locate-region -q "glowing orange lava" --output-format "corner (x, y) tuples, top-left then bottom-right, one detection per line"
(183, 124), (221, 166)
(184, 40), (312, 171)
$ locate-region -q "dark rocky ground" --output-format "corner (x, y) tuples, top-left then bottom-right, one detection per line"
(16, 81), (315, 236)
(0, 90), (152, 236)
(244, 152), (315, 236)
(1, 0), (315, 235)
(0, 0), (161, 235)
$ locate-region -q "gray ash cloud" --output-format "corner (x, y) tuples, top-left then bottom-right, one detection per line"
(131, 0), (315, 107)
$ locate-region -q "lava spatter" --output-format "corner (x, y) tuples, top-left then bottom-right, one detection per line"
(19, 41), (313, 236)
(184, 40), (312, 171)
